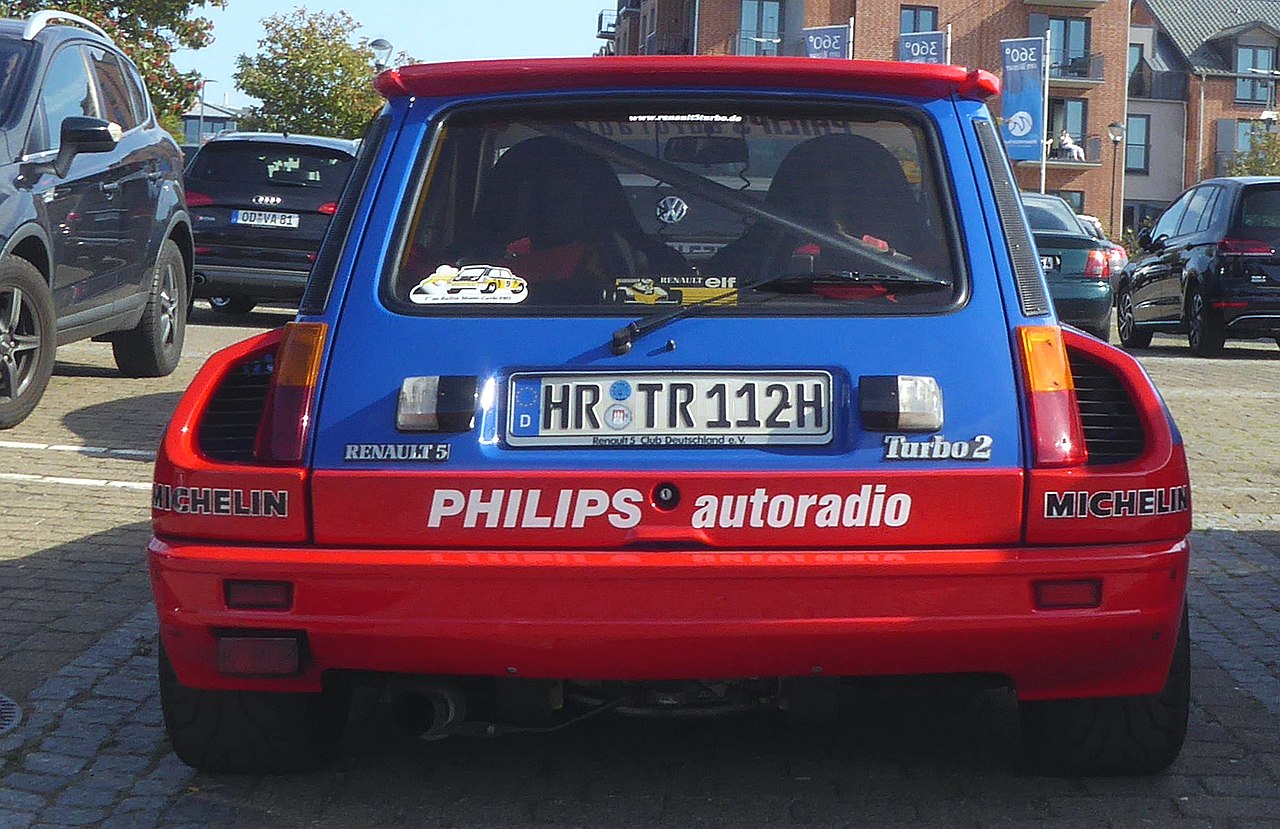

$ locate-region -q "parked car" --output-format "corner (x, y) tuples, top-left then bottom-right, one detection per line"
(0, 10), (191, 429)
(151, 57), (1191, 777)
(1117, 176), (1280, 355)
(1020, 192), (1114, 340)
(183, 132), (357, 314)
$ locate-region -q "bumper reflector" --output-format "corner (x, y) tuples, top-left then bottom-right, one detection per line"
(217, 636), (301, 676)
(858, 375), (944, 432)
(1034, 579), (1102, 609)
(224, 580), (293, 610)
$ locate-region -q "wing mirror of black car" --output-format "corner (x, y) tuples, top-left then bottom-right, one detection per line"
(53, 116), (118, 176)
(1137, 227), (1154, 251)
(663, 135), (749, 166)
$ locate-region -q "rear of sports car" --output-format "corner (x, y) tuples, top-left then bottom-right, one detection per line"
(149, 58), (1191, 776)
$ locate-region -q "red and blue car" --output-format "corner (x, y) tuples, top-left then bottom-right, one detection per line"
(149, 57), (1192, 776)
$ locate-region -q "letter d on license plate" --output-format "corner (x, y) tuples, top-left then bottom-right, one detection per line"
(507, 371), (833, 447)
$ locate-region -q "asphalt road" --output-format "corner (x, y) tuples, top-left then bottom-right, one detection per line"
(0, 310), (1276, 829)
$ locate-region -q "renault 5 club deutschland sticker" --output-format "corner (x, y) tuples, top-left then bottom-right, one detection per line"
(506, 371), (833, 447)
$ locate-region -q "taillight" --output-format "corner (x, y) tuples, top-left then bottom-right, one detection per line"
(318, 201), (338, 215)
(1106, 246), (1127, 272)
(1083, 249), (1109, 280)
(1017, 326), (1088, 467)
(253, 322), (327, 464)
(1218, 238), (1274, 256)
(186, 190), (215, 207)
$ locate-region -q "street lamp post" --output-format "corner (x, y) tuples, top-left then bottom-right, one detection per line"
(369, 39), (393, 73)
(197, 79), (216, 144)
(1107, 121), (1125, 237)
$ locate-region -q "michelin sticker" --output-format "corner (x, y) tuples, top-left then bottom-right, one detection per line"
(409, 264), (527, 304)
(1044, 485), (1189, 519)
(883, 434), (993, 461)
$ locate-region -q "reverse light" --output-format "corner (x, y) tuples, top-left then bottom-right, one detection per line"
(217, 636), (301, 676)
(254, 322), (327, 463)
(1034, 579), (1102, 609)
(318, 201), (338, 215)
(397, 375), (479, 432)
(1017, 326), (1087, 467)
(858, 375), (944, 432)
(1218, 238), (1273, 256)
(186, 190), (215, 207)
(1083, 249), (1109, 281)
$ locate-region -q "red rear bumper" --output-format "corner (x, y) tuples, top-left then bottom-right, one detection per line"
(150, 536), (1188, 700)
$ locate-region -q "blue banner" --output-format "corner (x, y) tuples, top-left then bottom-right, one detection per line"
(898, 31), (945, 64)
(1000, 37), (1046, 162)
(803, 26), (848, 59)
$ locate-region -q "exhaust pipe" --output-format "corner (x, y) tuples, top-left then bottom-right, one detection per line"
(388, 679), (467, 740)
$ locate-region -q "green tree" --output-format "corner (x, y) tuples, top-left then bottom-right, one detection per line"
(1228, 128), (1280, 176)
(3, 1), (226, 123)
(233, 8), (396, 139)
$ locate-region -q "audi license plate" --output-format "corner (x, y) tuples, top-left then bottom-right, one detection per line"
(232, 210), (299, 229)
(506, 371), (833, 447)
(1039, 254), (1060, 272)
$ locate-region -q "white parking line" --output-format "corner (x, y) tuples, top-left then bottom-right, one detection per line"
(0, 439), (156, 460)
(0, 471), (150, 491)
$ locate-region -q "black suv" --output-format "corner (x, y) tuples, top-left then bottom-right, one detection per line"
(184, 133), (356, 314)
(1118, 176), (1280, 355)
(0, 10), (192, 428)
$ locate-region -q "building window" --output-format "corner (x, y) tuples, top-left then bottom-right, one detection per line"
(1236, 119), (1270, 153)
(1052, 190), (1084, 212)
(899, 6), (938, 34)
(1048, 17), (1089, 76)
(1048, 97), (1088, 158)
(1128, 44), (1143, 76)
(738, 0), (783, 56)
(1126, 114), (1150, 174)
(1236, 45), (1275, 103)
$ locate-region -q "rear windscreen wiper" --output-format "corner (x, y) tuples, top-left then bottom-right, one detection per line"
(609, 269), (950, 356)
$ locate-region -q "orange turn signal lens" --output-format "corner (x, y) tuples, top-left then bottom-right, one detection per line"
(274, 322), (327, 388)
(1018, 326), (1074, 394)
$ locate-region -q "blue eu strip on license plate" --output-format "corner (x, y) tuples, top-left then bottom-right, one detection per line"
(506, 371), (833, 447)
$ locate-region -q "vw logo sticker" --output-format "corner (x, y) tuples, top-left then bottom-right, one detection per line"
(656, 195), (688, 225)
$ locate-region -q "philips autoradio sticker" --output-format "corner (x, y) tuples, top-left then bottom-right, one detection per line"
(409, 264), (528, 304)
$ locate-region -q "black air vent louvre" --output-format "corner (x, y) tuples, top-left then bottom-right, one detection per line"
(1068, 348), (1145, 465)
(197, 354), (275, 462)
(972, 119), (1051, 317)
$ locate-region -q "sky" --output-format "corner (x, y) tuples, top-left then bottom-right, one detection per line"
(172, 0), (610, 109)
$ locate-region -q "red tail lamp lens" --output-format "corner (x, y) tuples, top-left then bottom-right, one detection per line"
(1034, 579), (1102, 609)
(186, 190), (215, 207)
(318, 201), (338, 215)
(1218, 238), (1273, 256)
(1018, 327), (1087, 468)
(254, 322), (327, 464)
(1083, 249), (1108, 280)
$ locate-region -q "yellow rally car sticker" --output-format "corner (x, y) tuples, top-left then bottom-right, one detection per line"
(410, 264), (528, 304)
(612, 275), (738, 306)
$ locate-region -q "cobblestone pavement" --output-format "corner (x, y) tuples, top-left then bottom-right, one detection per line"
(0, 318), (1276, 829)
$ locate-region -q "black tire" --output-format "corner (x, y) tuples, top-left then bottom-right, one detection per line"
(1185, 285), (1225, 357)
(1116, 283), (1152, 349)
(1020, 606), (1190, 776)
(0, 257), (56, 429)
(113, 240), (187, 377)
(159, 642), (350, 774)
(208, 294), (257, 315)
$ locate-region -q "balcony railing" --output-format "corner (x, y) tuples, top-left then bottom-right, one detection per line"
(1048, 52), (1104, 86)
(597, 10), (617, 39)
(641, 31), (691, 55)
(732, 29), (782, 56)
(1128, 66), (1187, 101)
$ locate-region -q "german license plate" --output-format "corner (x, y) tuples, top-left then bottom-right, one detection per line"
(1040, 254), (1060, 271)
(231, 210), (299, 229)
(507, 371), (833, 447)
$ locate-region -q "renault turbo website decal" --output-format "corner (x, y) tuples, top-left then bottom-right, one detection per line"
(1043, 486), (1189, 519)
(425, 485), (911, 531)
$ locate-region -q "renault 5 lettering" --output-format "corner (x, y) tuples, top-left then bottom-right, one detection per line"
(149, 58), (1193, 776)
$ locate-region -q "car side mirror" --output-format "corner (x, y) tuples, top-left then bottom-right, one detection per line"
(53, 116), (118, 176)
(1136, 227), (1153, 251)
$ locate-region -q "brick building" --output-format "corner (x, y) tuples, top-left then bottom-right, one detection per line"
(599, 0), (1129, 233)
(1126, 0), (1280, 231)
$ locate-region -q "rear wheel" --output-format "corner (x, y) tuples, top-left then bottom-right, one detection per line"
(159, 642), (350, 774)
(1116, 284), (1151, 348)
(208, 293), (257, 314)
(113, 240), (186, 377)
(0, 258), (56, 429)
(1185, 285), (1225, 356)
(1020, 606), (1189, 776)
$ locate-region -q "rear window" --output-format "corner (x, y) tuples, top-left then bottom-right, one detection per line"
(386, 101), (963, 316)
(1234, 185), (1280, 241)
(1021, 196), (1080, 233)
(188, 141), (354, 195)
